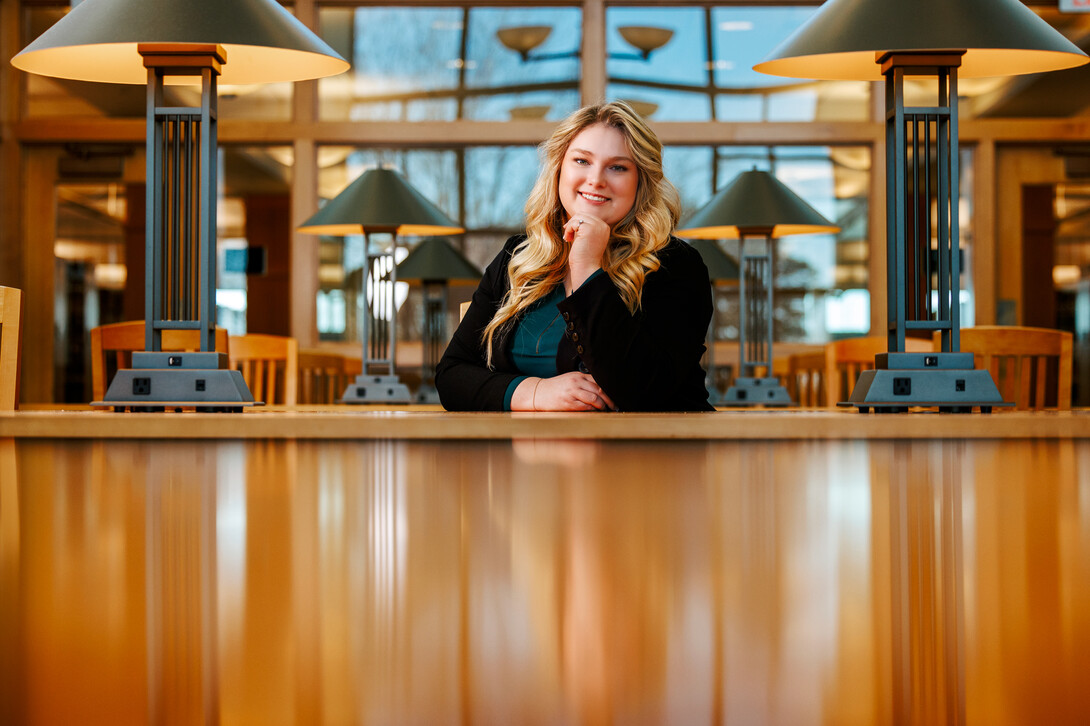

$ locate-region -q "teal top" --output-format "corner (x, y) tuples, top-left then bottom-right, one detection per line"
(502, 285), (566, 410)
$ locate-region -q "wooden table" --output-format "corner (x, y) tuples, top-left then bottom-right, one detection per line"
(4, 406), (1090, 439)
(2, 408), (1088, 725)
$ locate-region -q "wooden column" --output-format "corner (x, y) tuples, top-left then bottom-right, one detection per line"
(0, 0), (22, 291)
(291, 0), (320, 348)
(244, 194), (292, 336)
(123, 182), (147, 323)
(1021, 184), (1056, 329)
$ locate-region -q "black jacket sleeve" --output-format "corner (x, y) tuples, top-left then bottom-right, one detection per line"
(435, 237), (524, 411)
(555, 237), (714, 411)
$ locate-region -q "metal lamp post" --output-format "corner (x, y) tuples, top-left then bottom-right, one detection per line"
(687, 239), (740, 405)
(679, 169), (839, 407)
(297, 167), (464, 404)
(12, 0), (348, 411)
(755, 0), (1088, 412)
(395, 238), (482, 404)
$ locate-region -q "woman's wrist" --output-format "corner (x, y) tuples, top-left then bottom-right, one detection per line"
(511, 376), (542, 411)
(566, 261), (601, 293)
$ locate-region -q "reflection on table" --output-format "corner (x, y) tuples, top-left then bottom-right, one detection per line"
(1, 437), (1088, 725)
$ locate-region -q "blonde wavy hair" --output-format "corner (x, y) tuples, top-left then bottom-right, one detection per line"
(483, 100), (681, 365)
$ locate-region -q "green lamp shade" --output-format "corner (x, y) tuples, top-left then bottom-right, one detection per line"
(396, 238), (482, 283)
(754, 0), (1088, 81)
(688, 240), (739, 282)
(298, 168), (464, 237)
(677, 169), (840, 239)
(11, 0), (348, 84)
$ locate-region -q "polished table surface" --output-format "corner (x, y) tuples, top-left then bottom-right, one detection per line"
(4, 406), (1090, 439)
(2, 408), (1089, 725)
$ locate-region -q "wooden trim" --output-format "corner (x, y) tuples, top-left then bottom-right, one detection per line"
(4, 408), (1090, 440)
(14, 119), (889, 146)
(972, 139), (997, 325)
(21, 148), (61, 403)
(292, 138), (319, 347)
(21, 117), (1090, 148)
(0, 0), (23, 291)
(581, 0), (606, 104)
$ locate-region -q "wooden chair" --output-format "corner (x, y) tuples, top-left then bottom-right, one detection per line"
(0, 286), (23, 410)
(297, 349), (347, 404)
(90, 320), (230, 403)
(825, 335), (934, 405)
(229, 334), (298, 405)
(945, 326), (1073, 410)
(787, 349), (828, 407)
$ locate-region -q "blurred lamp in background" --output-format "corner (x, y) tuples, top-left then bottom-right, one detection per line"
(686, 239), (739, 406)
(395, 238), (482, 404)
(679, 168), (839, 407)
(298, 167), (464, 404)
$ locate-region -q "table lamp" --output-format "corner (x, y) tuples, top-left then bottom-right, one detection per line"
(755, 0), (1088, 413)
(395, 238), (482, 404)
(679, 169), (839, 407)
(11, 0), (348, 411)
(298, 167), (464, 404)
(687, 239), (740, 405)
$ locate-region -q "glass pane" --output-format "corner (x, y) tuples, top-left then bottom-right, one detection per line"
(606, 5), (870, 123)
(464, 7), (581, 121)
(606, 6), (711, 122)
(313, 144), (542, 342)
(711, 6), (869, 122)
(316, 148), (462, 343)
(679, 145), (872, 343)
(218, 145), (295, 336)
(54, 181), (129, 402)
(22, 7), (292, 121)
(318, 5), (581, 122)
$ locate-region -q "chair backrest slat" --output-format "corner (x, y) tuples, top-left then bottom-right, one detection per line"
(940, 326), (1072, 410)
(298, 350), (348, 404)
(0, 286), (23, 410)
(229, 334), (299, 405)
(786, 349), (827, 408)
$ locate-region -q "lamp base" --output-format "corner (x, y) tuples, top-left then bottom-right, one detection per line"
(841, 352), (1011, 413)
(339, 374), (412, 404)
(723, 377), (793, 407)
(413, 384), (442, 405)
(93, 352), (255, 412)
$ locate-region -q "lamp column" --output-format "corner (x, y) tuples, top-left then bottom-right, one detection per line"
(416, 278), (447, 404)
(348, 232), (411, 403)
(101, 44), (254, 410)
(846, 52), (1004, 412)
(724, 228), (792, 406)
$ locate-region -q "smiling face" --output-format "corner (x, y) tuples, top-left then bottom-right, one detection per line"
(557, 122), (639, 228)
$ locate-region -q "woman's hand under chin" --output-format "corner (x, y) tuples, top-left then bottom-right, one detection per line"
(563, 215), (609, 291)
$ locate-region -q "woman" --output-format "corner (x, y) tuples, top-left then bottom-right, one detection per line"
(436, 101), (713, 412)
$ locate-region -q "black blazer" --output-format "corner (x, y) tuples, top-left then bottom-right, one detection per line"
(436, 234), (714, 412)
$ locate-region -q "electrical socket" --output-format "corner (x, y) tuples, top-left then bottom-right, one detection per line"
(133, 377), (151, 396)
(893, 377), (911, 396)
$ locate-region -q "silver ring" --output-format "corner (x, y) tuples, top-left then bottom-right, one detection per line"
(577, 218), (584, 226)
